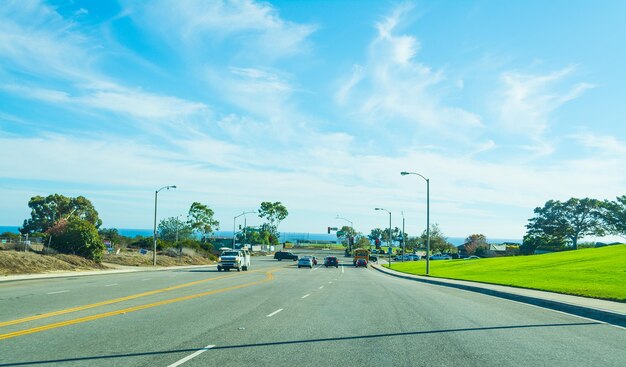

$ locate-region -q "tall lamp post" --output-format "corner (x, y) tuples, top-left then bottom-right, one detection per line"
(401, 211), (405, 262)
(233, 211), (255, 249)
(153, 185), (177, 266)
(400, 171), (430, 275)
(375, 208), (392, 267)
(335, 215), (354, 253)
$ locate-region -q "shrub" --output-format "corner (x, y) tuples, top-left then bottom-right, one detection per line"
(49, 217), (105, 262)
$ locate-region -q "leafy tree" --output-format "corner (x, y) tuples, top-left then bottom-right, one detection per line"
(336, 225), (357, 245)
(258, 201), (288, 237)
(355, 237), (371, 248)
(21, 194), (102, 234)
(187, 202), (219, 241)
(368, 228), (384, 241)
(48, 217), (105, 262)
(404, 237), (422, 252)
(159, 217), (193, 243)
(461, 234), (488, 256)
(419, 224), (456, 253)
(602, 195), (626, 237)
(526, 198), (605, 250)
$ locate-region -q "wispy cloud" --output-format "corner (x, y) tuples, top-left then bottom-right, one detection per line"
(497, 66), (594, 140)
(123, 0), (316, 60)
(335, 4), (482, 142)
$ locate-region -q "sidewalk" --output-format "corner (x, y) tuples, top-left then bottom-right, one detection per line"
(0, 263), (215, 283)
(371, 262), (626, 328)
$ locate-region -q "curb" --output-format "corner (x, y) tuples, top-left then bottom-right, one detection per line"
(371, 264), (626, 328)
(0, 264), (215, 283)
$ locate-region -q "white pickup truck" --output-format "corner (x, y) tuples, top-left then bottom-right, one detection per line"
(217, 249), (250, 272)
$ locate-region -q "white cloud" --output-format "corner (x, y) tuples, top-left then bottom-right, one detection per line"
(570, 133), (626, 156)
(336, 4), (482, 140)
(2, 84), (208, 121)
(497, 66), (595, 139)
(123, 0), (316, 60)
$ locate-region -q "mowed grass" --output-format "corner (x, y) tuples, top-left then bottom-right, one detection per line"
(385, 245), (626, 302)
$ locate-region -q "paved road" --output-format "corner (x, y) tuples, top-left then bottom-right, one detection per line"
(1, 250), (624, 366)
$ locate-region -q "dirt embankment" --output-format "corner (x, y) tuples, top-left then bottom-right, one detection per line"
(0, 251), (108, 276)
(102, 252), (213, 267)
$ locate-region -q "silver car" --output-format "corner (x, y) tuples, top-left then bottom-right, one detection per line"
(298, 257), (314, 268)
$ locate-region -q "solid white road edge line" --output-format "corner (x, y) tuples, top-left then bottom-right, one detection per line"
(166, 344), (215, 367)
(341, 266), (344, 274)
(104, 283), (118, 287)
(266, 308), (284, 317)
(46, 290), (69, 295)
(301, 294), (310, 299)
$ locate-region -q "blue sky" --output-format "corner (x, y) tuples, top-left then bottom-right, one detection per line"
(1, 0), (625, 239)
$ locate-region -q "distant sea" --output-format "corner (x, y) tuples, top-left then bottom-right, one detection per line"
(0, 226), (521, 245)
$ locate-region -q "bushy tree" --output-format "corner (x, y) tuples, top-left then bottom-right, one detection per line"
(462, 234), (488, 256)
(258, 201), (288, 237)
(48, 217), (105, 262)
(526, 198), (605, 250)
(336, 226), (356, 245)
(419, 224), (456, 253)
(187, 202), (219, 241)
(21, 194), (102, 234)
(159, 217), (193, 243)
(602, 196), (626, 237)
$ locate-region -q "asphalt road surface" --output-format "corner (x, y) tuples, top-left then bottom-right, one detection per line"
(1, 249), (625, 366)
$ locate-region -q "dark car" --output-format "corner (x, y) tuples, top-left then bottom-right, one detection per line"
(324, 256), (339, 268)
(355, 258), (368, 267)
(274, 251), (298, 261)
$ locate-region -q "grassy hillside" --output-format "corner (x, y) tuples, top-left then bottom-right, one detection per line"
(0, 251), (108, 275)
(386, 245), (626, 301)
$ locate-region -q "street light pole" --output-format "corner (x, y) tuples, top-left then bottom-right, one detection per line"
(233, 211), (255, 249)
(153, 185), (177, 266)
(401, 171), (430, 275)
(401, 211), (405, 262)
(375, 208), (392, 268)
(336, 215), (354, 253)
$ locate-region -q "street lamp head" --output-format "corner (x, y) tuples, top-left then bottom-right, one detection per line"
(400, 171), (410, 176)
(374, 208), (382, 211)
(171, 185), (177, 189)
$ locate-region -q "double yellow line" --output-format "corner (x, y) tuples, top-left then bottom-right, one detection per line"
(0, 268), (279, 341)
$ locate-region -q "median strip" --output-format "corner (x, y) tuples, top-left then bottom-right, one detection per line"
(0, 271), (276, 341)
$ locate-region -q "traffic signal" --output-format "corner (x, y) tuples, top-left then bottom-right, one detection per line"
(327, 227), (331, 234)
(375, 238), (381, 248)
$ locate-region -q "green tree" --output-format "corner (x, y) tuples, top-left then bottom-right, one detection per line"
(355, 237), (371, 248)
(187, 202), (219, 241)
(159, 217), (193, 243)
(602, 195), (626, 237)
(48, 217), (105, 262)
(526, 198), (605, 250)
(419, 224), (455, 253)
(368, 228), (384, 241)
(258, 201), (288, 237)
(461, 234), (488, 256)
(21, 194), (102, 234)
(336, 225), (357, 245)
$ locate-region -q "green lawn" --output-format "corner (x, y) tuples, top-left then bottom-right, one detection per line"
(385, 245), (626, 302)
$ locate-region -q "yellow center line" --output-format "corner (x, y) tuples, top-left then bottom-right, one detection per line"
(0, 266), (284, 328)
(0, 271), (276, 341)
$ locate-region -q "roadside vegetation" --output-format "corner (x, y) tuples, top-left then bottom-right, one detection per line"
(0, 251), (108, 276)
(385, 245), (626, 301)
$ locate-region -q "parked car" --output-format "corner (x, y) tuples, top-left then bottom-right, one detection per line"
(429, 254), (452, 260)
(324, 256), (339, 267)
(369, 254), (378, 262)
(465, 255), (481, 260)
(298, 257), (314, 268)
(407, 254), (421, 261)
(355, 258), (368, 267)
(274, 251), (298, 261)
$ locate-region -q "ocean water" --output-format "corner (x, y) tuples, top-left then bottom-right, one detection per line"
(0, 226), (521, 245)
